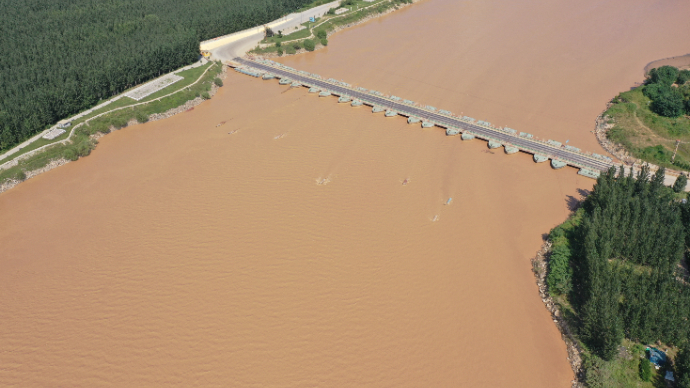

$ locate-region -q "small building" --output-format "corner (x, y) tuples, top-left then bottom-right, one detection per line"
(57, 120), (71, 129)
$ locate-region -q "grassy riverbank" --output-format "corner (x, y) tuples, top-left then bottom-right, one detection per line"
(0, 61), (222, 187)
(251, 0), (413, 56)
(604, 67), (690, 171)
(539, 168), (690, 387)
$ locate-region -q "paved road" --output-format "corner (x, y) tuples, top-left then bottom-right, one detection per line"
(236, 58), (615, 172)
(209, 1), (340, 61)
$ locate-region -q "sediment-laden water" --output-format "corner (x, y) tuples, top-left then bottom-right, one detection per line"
(2, 0), (689, 386)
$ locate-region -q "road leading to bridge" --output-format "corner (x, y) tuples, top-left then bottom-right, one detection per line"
(234, 57), (616, 177)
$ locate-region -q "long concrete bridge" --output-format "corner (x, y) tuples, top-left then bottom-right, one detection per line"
(232, 57), (615, 178)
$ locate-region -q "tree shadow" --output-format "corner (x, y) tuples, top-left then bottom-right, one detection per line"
(652, 368), (669, 388)
(566, 195), (582, 212)
(577, 188), (591, 198)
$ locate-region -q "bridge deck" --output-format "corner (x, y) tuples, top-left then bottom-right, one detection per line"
(234, 57), (615, 174)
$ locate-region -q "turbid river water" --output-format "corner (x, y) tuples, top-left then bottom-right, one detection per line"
(2, 0), (689, 387)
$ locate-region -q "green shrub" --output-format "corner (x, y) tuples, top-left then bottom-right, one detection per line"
(320, 38), (328, 46)
(201, 92), (211, 100)
(110, 116), (129, 129)
(286, 46), (296, 55)
(275, 41), (281, 48)
(135, 111), (149, 123)
(292, 41), (301, 50)
(63, 147), (78, 161)
(639, 358), (652, 382)
(76, 140), (93, 157)
(277, 47), (284, 56)
(316, 29), (327, 39)
(303, 39), (315, 51)
(14, 170), (26, 181)
(213, 78), (223, 87)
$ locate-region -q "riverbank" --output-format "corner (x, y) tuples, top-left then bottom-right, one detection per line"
(533, 180), (690, 387)
(0, 62), (226, 194)
(532, 240), (586, 388)
(250, 0), (419, 58)
(593, 63), (690, 176)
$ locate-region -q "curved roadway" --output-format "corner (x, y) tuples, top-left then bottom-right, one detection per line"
(236, 58), (614, 172)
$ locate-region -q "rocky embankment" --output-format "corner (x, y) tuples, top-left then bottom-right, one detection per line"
(531, 242), (586, 388)
(593, 105), (638, 165)
(0, 67), (227, 195)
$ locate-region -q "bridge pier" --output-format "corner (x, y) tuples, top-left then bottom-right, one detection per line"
(232, 58), (615, 179)
(534, 154), (548, 163)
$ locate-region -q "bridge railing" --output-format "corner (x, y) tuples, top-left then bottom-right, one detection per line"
(243, 58), (615, 171)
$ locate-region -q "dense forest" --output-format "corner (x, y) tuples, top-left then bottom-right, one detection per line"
(0, 0), (315, 151)
(548, 166), (690, 386)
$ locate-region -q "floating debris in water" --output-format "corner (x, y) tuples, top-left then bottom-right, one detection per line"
(316, 177), (331, 186)
(432, 215), (439, 222)
(274, 133), (286, 140)
(446, 198), (453, 205)
(402, 178), (409, 186)
(228, 130), (238, 135)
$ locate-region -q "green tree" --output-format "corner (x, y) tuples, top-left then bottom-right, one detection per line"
(677, 345), (690, 388)
(677, 69), (690, 85)
(639, 358), (652, 381)
(651, 88), (685, 117)
(303, 39), (316, 51)
(649, 66), (680, 87)
(316, 29), (327, 39)
(674, 174), (688, 193)
(214, 78), (223, 87)
(320, 38), (328, 46)
(642, 83), (668, 100)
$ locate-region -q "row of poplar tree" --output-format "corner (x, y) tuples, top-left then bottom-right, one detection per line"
(0, 0), (315, 151)
(548, 166), (690, 383)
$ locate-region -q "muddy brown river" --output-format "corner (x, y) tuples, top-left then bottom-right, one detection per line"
(2, 0), (689, 386)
